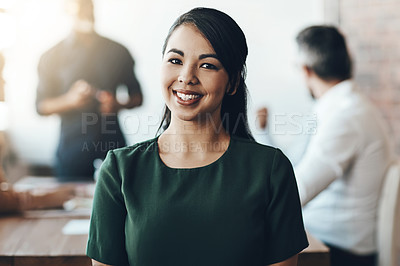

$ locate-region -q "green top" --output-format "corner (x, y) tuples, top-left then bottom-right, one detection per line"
(87, 136), (308, 266)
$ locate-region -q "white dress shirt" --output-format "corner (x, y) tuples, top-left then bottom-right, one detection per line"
(295, 80), (393, 254)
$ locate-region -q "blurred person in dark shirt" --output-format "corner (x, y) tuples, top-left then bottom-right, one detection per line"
(36, 0), (143, 181)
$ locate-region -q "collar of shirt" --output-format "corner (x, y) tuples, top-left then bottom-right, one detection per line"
(65, 31), (98, 48)
(313, 79), (354, 122)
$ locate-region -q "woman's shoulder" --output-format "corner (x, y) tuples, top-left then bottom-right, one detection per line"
(231, 135), (278, 155)
(111, 137), (159, 158)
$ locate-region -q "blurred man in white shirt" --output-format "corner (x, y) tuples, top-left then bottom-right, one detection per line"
(258, 26), (393, 266)
(296, 25), (394, 266)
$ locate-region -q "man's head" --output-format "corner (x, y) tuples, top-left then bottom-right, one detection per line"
(296, 25), (352, 98)
(65, 0), (95, 33)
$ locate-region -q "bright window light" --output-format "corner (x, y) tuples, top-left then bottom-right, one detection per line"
(0, 0), (13, 10)
(0, 13), (16, 49)
(0, 102), (8, 131)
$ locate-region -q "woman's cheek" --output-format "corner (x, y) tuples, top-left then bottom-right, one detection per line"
(161, 67), (177, 89)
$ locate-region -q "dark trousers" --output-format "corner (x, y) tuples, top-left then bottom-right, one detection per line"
(326, 243), (377, 266)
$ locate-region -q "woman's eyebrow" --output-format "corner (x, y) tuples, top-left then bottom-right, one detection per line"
(166, 49), (218, 60)
(167, 48), (184, 56)
(199, 53), (218, 60)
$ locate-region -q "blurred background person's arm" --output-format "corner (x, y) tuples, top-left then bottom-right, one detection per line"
(0, 165), (75, 213)
(257, 107), (268, 130)
(0, 129), (74, 214)
(37, 72), (143, 116)
(96, 76), (142, 115)
(36, 78), (95, 116)
(96, 44), (143, 115)
(255, 106), (274, 146)
(255, 106), (311, 166)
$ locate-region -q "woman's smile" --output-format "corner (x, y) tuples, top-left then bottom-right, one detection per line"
(173, 89), (203, 105)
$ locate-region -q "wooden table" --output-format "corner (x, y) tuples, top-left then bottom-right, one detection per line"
(0, 215), (92, 266)
(0, 177), (329, 265)
(0, 214), (329, 266)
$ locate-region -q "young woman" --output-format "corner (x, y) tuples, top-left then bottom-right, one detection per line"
(87, 7), (308, 266)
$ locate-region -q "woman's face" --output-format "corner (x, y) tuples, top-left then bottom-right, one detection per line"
(161, 24), (230, 124)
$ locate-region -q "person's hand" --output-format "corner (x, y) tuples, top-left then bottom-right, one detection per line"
(65, 79), (95, 110)
(23, 185), (76, 210)
(256, 107), (269, 129)
(96, 90), (119, 114)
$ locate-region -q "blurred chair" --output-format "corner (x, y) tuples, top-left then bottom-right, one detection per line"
(377, 162), (400, 266)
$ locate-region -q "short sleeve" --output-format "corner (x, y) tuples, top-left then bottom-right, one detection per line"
(264, 149), (309, 264)
(86, 151), (129, 265)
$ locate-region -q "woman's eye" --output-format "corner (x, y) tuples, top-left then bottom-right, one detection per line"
(168, 58), (182, 65)
(201, 63), (217, 70)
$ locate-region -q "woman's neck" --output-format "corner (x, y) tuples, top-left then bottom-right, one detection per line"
(158, 115), (231, 168)
(163, 114), (229, 145)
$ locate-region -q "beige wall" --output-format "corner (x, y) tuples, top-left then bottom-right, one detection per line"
(325, 0), (400, 156)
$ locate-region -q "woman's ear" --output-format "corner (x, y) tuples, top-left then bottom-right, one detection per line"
(226, 86), (237, 96)
(226, 75), (240, 96)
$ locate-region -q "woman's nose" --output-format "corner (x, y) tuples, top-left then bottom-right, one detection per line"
(178, 65), (199, 85)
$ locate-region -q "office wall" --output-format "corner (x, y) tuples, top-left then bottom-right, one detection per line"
(1, 0), (323, 166)
(325, 0), (400, 155)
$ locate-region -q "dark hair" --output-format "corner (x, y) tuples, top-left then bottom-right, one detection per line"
(296, 25), (352, 81)
(157, 7), (254, 140)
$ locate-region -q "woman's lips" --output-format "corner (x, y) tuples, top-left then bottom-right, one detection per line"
(173, 90), (203, 105)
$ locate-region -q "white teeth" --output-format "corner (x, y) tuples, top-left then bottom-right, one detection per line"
(176, 92), (200, 101)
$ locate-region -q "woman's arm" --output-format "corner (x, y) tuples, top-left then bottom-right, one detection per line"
(92, 259), (112, 266)
(96, 90), (142, 114)
(268, 254), (298, 266)
(86, 151), (130, 264)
